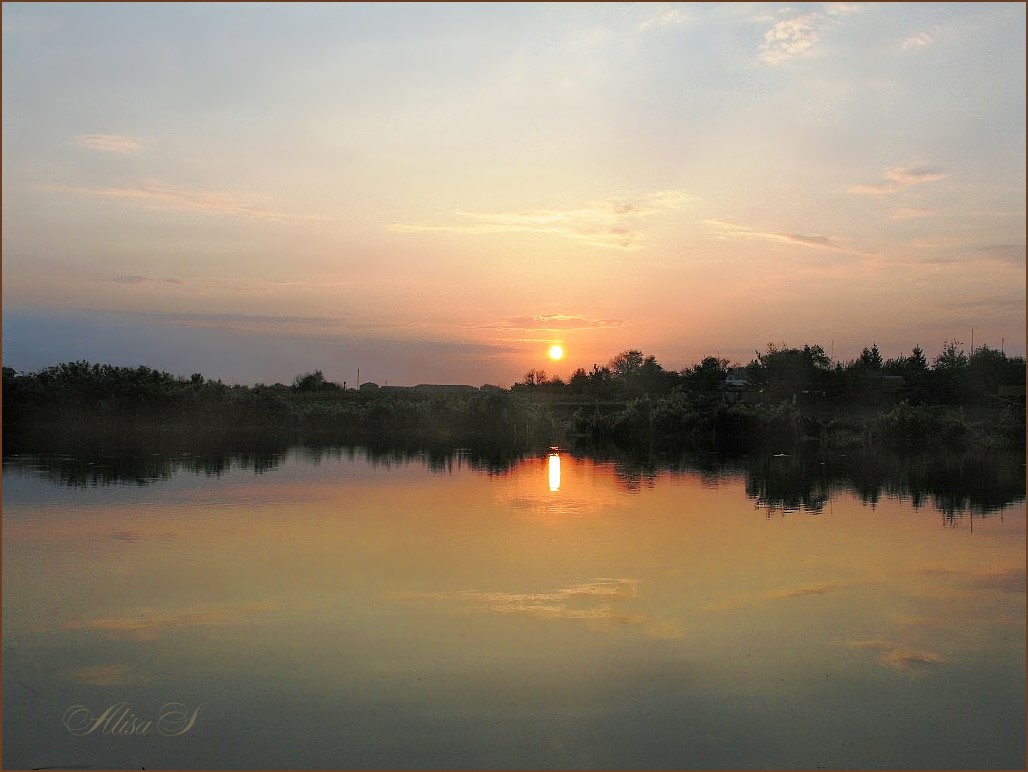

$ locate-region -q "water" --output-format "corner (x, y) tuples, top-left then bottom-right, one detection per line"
(3, 443), (1025, 769)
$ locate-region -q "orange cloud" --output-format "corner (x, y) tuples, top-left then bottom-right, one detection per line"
(704, 219), (868, 255)
(391, 191), (689, 250)
(64, 602), (279, 641)
(42, 182), (307, 221)
(392, 578), (682, 638)
(72, 133), (144, 154)
(850, 165), (948, 195)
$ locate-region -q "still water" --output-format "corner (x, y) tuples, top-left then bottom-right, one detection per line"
(3, 444), (1025, 769)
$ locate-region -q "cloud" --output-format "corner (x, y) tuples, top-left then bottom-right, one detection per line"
(759, 14), (821, 64)
(884, 166), (948, 185)
(69, 664), (147, 686)
(639, 5), (688, 31)
(42, 182), (305, 221)
(779, 233), (837, 248)
(969, 567), (1026, 593)
(758, 1), (869, 64)
(391, 191), (689, 250)
(764, 582), (841, 599)
(919, 566), (1026, 594)
(98, 274), (361, 297)
(849, 639), (895, 651)
(706, 581), (851, 611)
(850, 164), (948, 195)
(940, 294), (1025, 312)
(880, 649), (945, 672)
(823, 3), (867, 15)
(478, 314), (626, 332)
(890, 207), (936, 220)
(975, 244), (1026, 266)
(393, 579), (682, 638)
(848, 640), (945, 673)
(900, 242), (1027, 268)
(64, 602), (279, 641)
(900, 32), (933, 51)
(109, 275), (185, 285)
(150, 312), (521, 358)
(704, 219), (867, 255)
(154, 312), (399, 337)
(72, 133), (144, 154)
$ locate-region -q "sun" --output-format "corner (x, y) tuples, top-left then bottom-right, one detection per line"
(548, 345), (564, 361)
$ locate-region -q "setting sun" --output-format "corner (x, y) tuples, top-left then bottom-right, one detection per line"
(548, 345), (564, 361)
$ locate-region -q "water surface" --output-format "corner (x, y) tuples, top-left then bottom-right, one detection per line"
(3, 445), (1025, 769)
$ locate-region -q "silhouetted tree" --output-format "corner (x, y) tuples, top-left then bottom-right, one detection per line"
(908, 345), (928, 371)
(933, 340), (968, 371)
(747, 343), (830, 400)
(513, 369), (548, 390)
(687, 356), (731, 393)
(292, 370), (327, 391)
(568, 367), (590, 394)
(609, 350), (645, 379)
(857, 343), (883, 370)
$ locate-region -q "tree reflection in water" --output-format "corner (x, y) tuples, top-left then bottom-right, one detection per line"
(4, 430), (1023, 522)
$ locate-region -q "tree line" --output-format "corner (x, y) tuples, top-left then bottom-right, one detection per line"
(512, 340), (1026, 406)
(2, 339), (1024, 453)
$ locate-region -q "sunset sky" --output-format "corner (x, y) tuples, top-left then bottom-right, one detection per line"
(3, 2), (1025, 386)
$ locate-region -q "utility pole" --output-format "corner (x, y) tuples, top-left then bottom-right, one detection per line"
(357, 367), (360, 390)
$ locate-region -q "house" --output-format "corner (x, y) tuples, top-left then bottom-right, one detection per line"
(725, 368), (749, 388)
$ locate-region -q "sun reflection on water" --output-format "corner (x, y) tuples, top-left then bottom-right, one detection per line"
(548, 451), (561, 492)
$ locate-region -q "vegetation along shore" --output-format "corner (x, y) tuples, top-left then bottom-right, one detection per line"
(3, 340), (1024, 454)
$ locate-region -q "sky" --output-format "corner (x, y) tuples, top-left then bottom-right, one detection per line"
(2, 2), (1025, 387)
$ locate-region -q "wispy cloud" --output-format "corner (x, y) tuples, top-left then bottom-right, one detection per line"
(918, 566), (1026, 594)
(98, 275), (361, 296)
(706, 580), (852, 611)
(154, 312), (398, 337)
(391, 191), (689, 250)
(975, 244), (1026, 266)
(850, 164), (948, 195)
(848, 640), (946, 673)
(638, 5), (688, 32)
(823, 3), (869, 16)
(42, 182), (307, 221)
(148, 312), (520, 357)
(940, 294), (1025, 312)
(885, 166), (948, 186)
(881, 649), (945, 672)
(477, 314), (625, 331)
(109, 274), (185, 285)
(64, 602), (279, 641)
(764, 582), (841, 600)
(393, 578), (682, 638)
(900, 32), (933, 51)
(69, 663), (147, 686)
(704, 219), (867, 255)
(890, 207), (936, 220)
(909, 244), (1028, 268)
(72, 133), (144, 154)
(849, 639), (895, 652)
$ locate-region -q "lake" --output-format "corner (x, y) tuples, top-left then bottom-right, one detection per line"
(3, 442), (1025, 769)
